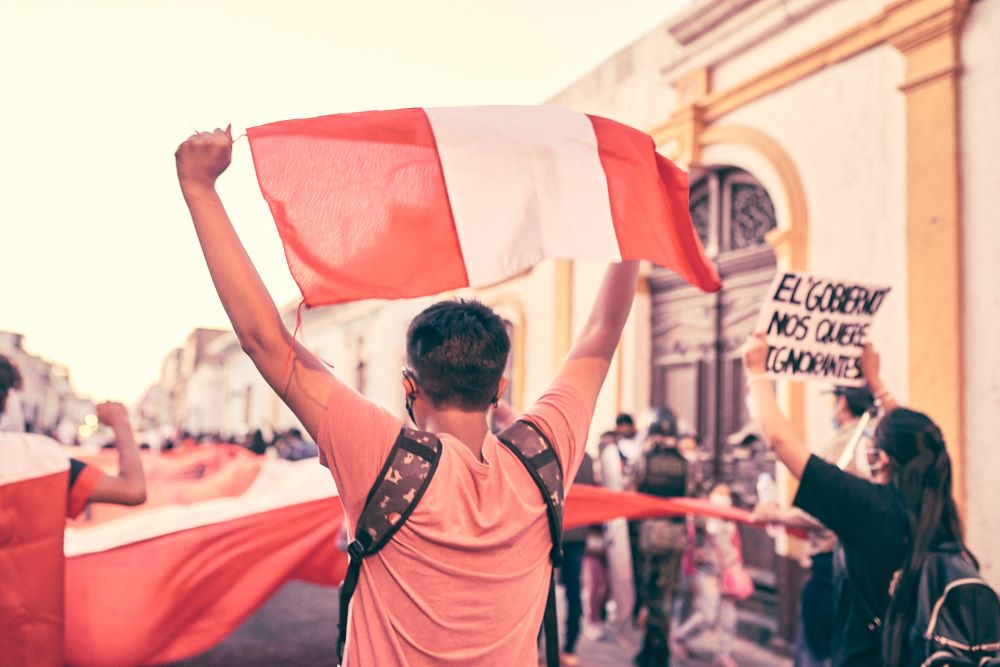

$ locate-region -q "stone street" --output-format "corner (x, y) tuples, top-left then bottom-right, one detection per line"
(170, 582), (791, 667)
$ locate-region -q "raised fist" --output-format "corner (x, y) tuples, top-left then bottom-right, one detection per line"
(96, 401), (129, 428)
(175, 125), (233, 188)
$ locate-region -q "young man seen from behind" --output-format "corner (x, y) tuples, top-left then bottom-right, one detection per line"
(175, 127), (640, 666)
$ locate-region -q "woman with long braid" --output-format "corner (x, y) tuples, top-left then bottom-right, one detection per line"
(742, 335), (968, 666)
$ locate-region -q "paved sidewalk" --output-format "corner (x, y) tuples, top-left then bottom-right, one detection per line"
(170, 582), (791, 666)
(574, 624), (790, 666)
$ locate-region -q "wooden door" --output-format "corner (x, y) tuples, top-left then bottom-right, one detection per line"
(651, 167), (788, 640)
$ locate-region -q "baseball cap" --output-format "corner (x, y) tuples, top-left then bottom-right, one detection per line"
(828, 385), (876, 417)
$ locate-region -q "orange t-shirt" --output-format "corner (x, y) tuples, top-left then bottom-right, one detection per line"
(318, 375), (592, 666)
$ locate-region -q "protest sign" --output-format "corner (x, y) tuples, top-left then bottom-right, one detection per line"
(754, 271), (891, 386)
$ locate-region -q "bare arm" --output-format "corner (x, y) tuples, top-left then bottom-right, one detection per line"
(88, 402), (146, 506)
(750, 501), (825, 530)
(552, 261), (640, 405)
(175, 128), (333, 440)
(742, 334), (810, 478)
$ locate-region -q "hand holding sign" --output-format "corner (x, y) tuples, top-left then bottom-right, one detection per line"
(741, 332), (768, 375)
(754, 271), (891, 386)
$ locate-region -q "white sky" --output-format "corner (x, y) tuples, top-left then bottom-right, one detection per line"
(0, 0), (689, 402)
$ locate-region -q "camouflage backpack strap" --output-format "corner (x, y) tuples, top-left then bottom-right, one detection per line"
(337, 428), (441, 665)
(497, 419), (565, 667)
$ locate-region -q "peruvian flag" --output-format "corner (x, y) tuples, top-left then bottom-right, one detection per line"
(247, 106), (721, 306)
(0, 434), (71, 667)
(60, 446), (756, 667)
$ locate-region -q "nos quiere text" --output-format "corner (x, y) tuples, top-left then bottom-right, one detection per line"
(762, 274), (891, 381)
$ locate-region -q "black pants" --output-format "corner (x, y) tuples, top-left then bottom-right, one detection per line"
(799, 551), (834, 662)
(561, 541), (586, 654)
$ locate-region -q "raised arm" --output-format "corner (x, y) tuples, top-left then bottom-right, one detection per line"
(88, 402), (146, 505)
(859, 343), (899, 414)
(741, 334), (810, 478)
(553, 261), (640, 406)
(175, 127), (334, 439)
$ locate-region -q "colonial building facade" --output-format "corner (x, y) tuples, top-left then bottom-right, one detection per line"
(147, 0), (998, 645)
(543, 0), (999, 640)
(0, 331), (93, 437)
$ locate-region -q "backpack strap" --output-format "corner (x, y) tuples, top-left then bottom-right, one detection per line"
(337, 428), (442, 665)
(835, 543), (883, 633)
(497, 419), (565, 667)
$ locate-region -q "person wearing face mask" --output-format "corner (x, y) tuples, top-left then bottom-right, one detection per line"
(671, 484), (743, 667)
(821, 385), (877, 472)
(752, 379), (876, 667)
(743, 336), (998, 666)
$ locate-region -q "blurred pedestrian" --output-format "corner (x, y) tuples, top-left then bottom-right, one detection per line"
(633, 411), (691, 667)
(560, 450), (596, 666)
(597, 430), (636, 637)
(615, 412), (640, 465)
(672, 484), (746, 667)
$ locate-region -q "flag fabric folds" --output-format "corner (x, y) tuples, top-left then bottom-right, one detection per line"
(61, 446), (753, 667)
(247, 106), (722, 306)
(64, 452), (345, 667)
(0, 434), (72, 667)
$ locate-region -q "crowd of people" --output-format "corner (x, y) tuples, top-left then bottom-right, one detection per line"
(552, 408), (749, 667)
(551, 336), (1000, 667)
(1, 124), (996, 667)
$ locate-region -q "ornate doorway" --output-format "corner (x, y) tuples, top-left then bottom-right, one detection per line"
(650, 167), (788, 639)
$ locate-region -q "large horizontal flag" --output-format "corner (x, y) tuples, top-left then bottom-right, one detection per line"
(61, 446), (758, 666)
(64, 451), (345, 667)
(247, 106), (721, 306)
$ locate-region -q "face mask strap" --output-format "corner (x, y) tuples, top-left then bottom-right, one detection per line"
(402, 367), (419, 426)
(405, 393), (417, 426)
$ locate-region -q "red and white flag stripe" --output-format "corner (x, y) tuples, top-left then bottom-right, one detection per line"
(247, 106), (721, 306)
(1, 434), (71, 667)
(60, 447), (758, 666)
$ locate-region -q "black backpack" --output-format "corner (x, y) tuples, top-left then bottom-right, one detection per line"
(842, 544), (1000, 666)
(336, 420), (565, 667)
(910, 546), (1000, 666)
(637, 444), (688, 498)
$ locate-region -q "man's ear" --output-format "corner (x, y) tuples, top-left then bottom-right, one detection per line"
(495, 377), (509, 402)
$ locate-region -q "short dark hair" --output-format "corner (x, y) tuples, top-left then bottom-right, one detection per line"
(615, 413), (634, 427)
(647, 406), (678, 438)
(406, 300), (510, 411)
(832, 385), (875, 417)
(0, 355), (23, 417)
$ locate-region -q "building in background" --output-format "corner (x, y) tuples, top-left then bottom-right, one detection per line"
(139, 328), (227, 438)
(542, 0), (1000, 645)
(0, 331), (93, 437)
(145, 0), (998, 647)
